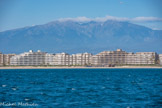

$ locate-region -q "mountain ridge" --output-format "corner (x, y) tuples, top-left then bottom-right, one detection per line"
(0, 20), (162, 54)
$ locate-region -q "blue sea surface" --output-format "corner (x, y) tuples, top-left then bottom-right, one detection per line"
(0, 69), (162, 107)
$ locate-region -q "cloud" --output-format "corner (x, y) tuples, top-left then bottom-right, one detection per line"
(58, 15), (162, 23)
(58, 17), (91, 22)
(132, 17), (162, 22)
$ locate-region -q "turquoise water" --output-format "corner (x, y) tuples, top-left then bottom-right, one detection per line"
(0, 69), (162, 107)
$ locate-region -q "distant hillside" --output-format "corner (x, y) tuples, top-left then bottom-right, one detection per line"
(0, 20), (162, 54)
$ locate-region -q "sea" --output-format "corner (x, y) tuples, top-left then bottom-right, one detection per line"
(0, 69), (162, 108)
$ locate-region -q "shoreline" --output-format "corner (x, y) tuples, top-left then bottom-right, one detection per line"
(0, 66), (162, 69)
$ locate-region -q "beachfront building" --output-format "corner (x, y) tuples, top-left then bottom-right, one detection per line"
(0, 52), (3, 66)
(53, 53), (71, 66)
(72, 53), (92, 66)
(91, 49), (127, 66)
(82, 52), (92, 66)
(4, 49), (160, 66)
(159, 54), (162, 65)
(90, 55), (101, 66)
(134, 52), (157, 64)
(9, 50), (92, 66)
(10, 50), (46, 66)
(0, 52), (16, 66)
(91, 49), (158, 66)
(45, 53), (55, 65)
(125, 52), (136, 64)
(4, 54), (16, 65)
(53, 52), (92, 66)
(125, 52), (157, 65)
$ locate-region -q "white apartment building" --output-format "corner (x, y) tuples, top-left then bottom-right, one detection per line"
(90, 55), (101, 66)
(159, 54), (162, 65)
(6, 49), (160, 66)
(91, 49), (157, 66)
(72, 53), (92, 66)
(45, 53), (55, 65)
(53, 52), (92, 66)
(125, 52), (136, 64)
(0, 52), (16, 66)
(125, 52), (157, 65)
(10, 50), (46, 66)
(0, 52), (3, 66)
(53, 53), (71, 66)
(91, 49), (127, 66)
(134, 52), (157, 64)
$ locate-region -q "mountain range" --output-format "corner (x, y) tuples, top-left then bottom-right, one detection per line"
(0, 20), (162, 54)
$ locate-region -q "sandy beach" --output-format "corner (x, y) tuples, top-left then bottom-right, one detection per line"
(0, 66), (162, 69)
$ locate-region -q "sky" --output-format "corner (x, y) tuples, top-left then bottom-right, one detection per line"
(0, 0), (162, 32)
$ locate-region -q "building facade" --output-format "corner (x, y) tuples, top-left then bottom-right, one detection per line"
(134, 52), (157, 64)
(125, 52), (136, 64)
(53, 52), (92, 66)
(159, 54), (162, 65)
(0, 52), (3, 66)
(10, 50), (46, 66)
(91, 49), (128, 66)
(45, 53), (55, 65)
(0, 49), (159, 66)
(72, 53), (92, 66)
(91, 49), (158, 66)
(0, 52), (16, 66)
(90, 55), (101, 66)
(53, 53), (71, 66)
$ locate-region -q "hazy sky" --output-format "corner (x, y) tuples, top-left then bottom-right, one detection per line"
(0, 0), (162, 31)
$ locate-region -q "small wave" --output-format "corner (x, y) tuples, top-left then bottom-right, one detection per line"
(2, 85), (7, 87)
(72, 88), (76, 90)
(12, 87), (18, 91)
(25, 98), (30, 101)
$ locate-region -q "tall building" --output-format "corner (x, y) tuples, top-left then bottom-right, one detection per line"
(53, 53), (71, 66)
(91, 49), (158, 66)
(125, 52), (136, 64)
(90, 55), (101, 66)
(159, 54), (162, 65)
(10, 50), (46, 66)
(125, 52), (157, 65)
(4, 54), (16, 65)
(0, 52), (16, 66)
(91, 49), (127, 66)
(0, 52), (3, 66)
(82, 52), (92, 66)
(134, 52), (157, 64)
(45, 53), (55, 65)
(53, 52), (92, 66)
(3, 49), (160, 66)
(72, 53), (92, 66)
